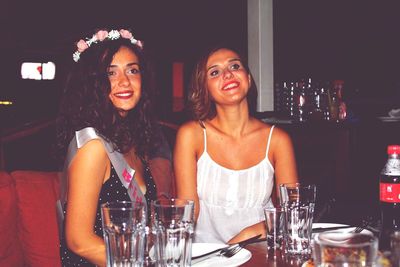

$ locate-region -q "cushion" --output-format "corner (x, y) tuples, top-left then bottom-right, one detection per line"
(0, 171), (24, 267)
(12, 170), (61, 267)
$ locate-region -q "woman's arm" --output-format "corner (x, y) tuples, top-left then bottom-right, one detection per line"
(272, 127), (299, 197)
(173, 122), (201, 220)
(148, 128), (175, 199)
(65, 139), (109, 266)
(148, 157), (175, 199)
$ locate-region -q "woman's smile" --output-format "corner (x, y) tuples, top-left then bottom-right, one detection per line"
(222, 81), (240, 91)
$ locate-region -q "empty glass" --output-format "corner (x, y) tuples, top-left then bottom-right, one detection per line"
(391, 231), (400, 267)
(279, 183), (316, 257)
(101, 201), (146, 267)
(151, 199), (194, 267)
(264, 206), (285, 252)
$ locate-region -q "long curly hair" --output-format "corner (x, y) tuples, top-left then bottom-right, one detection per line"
(56, 33), (159, 162)
(188, 44), (258, 121)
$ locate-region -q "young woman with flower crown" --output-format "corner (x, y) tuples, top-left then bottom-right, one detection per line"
(57, 28), (174, 266)
(174, 45), (298, 244)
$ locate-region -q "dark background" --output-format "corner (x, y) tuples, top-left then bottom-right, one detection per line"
(1, 0), (247, 126)
(273, 1), (400, 118)
(1, 1), (399, 218)
(2, 0), (400, 127)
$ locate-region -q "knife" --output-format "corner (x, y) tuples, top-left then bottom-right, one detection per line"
(312, 225), (353, 233)
(191, 234), (262, 265)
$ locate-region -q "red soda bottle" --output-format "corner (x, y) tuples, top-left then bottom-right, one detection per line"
(380, 145), (400, 250)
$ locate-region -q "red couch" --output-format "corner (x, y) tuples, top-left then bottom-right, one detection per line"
(0, 170), (61, 267)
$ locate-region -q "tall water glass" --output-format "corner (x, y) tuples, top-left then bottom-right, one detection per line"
(264, 206), (285, 252)
(151, 199), (194, 267)
(101, 201), (146, 267)
(279, 183), (316, 257)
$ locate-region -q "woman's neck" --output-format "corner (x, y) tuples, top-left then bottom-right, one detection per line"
(211, 102), (251, 137)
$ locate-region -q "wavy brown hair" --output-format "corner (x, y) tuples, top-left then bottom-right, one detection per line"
(56, 31), (159, 162)
(188, 44), (258, 121)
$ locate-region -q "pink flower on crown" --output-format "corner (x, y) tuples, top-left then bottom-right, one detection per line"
(119, 29), (133, 39)
(76, 40), (89, 52)
(95, 30), (108, 41)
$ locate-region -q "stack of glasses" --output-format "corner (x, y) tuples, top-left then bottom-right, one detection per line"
(101, 199), (194, 267)
(264, 183), (317, 260)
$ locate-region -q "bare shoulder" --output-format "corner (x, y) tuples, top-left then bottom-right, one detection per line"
(251, 119), (287, 138)
(72, 138), (108, 167)
(177, 120), (200, 133)
(176, 121), (203, 141)
(77, 138), (107, 155)
(271, 125), (292, 141)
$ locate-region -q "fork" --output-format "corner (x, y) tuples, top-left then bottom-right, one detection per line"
(352, 226), (364, 233)
(220, 244), (242, 258)
(353, 220), (369, 233)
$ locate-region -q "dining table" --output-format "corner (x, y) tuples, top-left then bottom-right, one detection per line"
(242, 241), (307, 267)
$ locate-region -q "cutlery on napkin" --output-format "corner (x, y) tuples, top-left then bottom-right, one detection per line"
(191, 234), (263, 265)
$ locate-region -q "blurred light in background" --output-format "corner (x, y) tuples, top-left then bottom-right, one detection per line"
(21, 62), (56, 80)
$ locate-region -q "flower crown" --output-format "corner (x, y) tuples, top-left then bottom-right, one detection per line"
(72, 29), (143, 62)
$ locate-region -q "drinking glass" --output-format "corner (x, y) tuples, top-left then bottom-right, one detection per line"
(151, 199), (194, 267)
(313, 232), (378, 267)
(391, 231), (400, 267)
(264, 206), (285, 252)
(279, 183), (316, 257)
(101, 201), (146, 267)
(279, 183), (317, 206)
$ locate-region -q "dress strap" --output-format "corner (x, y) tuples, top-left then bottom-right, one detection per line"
(266, 125), (275, 156)
(202, 126), (207, 152)
(198, 120), (207, 152)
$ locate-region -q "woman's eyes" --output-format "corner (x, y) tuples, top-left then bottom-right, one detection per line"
(230, 63), (242, 70)
(208, 62), (243, 77)
(107, 68), (140, 77)
(107, 70), (116, 76)
(210, 70), (220, 77)
(128, 68), (140, 74)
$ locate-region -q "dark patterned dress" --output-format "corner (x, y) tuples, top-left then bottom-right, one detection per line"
(59, 162), (157, 266)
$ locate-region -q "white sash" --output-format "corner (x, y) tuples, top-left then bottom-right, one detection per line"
(57, 127), (147, 234)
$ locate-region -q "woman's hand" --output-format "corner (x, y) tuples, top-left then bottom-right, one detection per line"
(227, 221), (266, 244)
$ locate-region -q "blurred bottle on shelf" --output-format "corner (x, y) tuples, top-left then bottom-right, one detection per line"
(329, 80), (347, 122)
(309, 80), (331, 121)
(276, 78), (348, 123)
(296, 78), (309, 122)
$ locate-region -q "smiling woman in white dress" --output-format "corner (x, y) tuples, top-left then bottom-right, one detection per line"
(173, 45), (298, 244)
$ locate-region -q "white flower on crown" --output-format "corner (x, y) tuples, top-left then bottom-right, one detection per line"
(72, 29), (143, 62)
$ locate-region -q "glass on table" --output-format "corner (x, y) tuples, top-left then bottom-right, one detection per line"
(264, 206), (285, 253)
(101, 201), (146, 267)
(313, 232), (378, 267)
(151, 198), (194, 267)
(279, 183), (317, 206)
(279, 183), (316, 258)
(391, 230), (400, 267)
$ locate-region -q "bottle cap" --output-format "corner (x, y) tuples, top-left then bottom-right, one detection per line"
(387, 145), (400, 155)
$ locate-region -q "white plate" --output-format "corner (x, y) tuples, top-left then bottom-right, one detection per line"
(377, 116), (400, 122)
(191, 243), (252, 267)
(312, 223), (373, 236)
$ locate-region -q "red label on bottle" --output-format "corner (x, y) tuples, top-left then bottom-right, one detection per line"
(380, 183), (400, 203)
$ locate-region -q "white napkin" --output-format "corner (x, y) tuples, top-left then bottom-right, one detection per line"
(388, 108), (400, 117)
